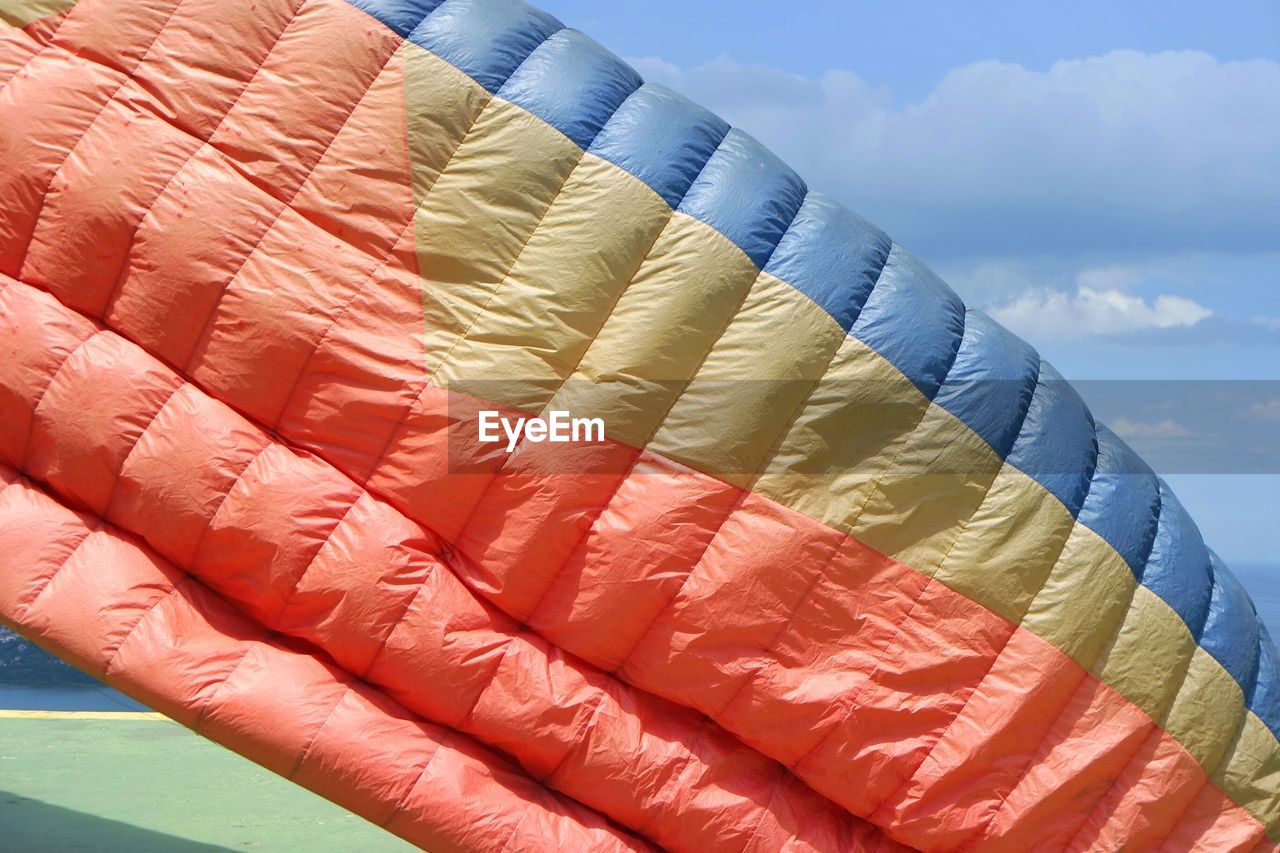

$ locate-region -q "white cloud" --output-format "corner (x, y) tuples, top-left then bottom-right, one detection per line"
(990, 286), (1211, 340)
(1110, 417), (1193, 440)
(631, 50), (1280, 258)
(1245, 400), (1280, 422)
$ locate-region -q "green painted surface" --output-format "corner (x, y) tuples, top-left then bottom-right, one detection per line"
(0, 717), (416, 852)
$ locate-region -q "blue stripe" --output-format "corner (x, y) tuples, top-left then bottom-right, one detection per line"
(677, 128), (808, 269)
(1142, 482), (1214, 641)
(1005, 364), (1097, 517)
(588, 84), (728, 210)
(1253, 624), (1280, 738)
(850, 246), (965, 401)
(763, 193), (890, 332)
(932, 311), (1040, 460)
(343, 0), (1280, 743)
(499, 29), (642, 149)
(1076, 428), (1161, 575)
(346, 0), (443, 37)
(1204, 553), (1262, 700)
(411, 0), (563, 95)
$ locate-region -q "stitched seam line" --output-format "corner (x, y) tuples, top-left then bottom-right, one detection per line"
(0, 0), (84, 92)
(782, 307), (973, 775)
(177, 38), (405, 375)
(20, 329), (102, 467)
(864, 354), (1046, 818)
(270, 490), (364, 625)
(445, 124), (734, 628)
(14, 0), (188, 278)
(305, 87), (499, 482)
(958, 420), (1109, 845)
(102, 582), (184, 677)
(288, 683), (352, 778)
(97, 0), (312, 322)
(193, 641), (261, 730)
(100, 380), (185, 515)
(697, 243), (893, 719)
(265, 85), (504, 430)
(381, 731), (448, 827)
(16, 519), (101, 619)
(539, 690), (608, 784)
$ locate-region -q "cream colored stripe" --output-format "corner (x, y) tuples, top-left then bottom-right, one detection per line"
(415, 99), (584, 375)
(432, 153), (671, 408)
(0, 0), (76, 28)
(391, 34), (1280, 832)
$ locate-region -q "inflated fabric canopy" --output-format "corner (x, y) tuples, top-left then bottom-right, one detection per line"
(1, 0), (1277, 850)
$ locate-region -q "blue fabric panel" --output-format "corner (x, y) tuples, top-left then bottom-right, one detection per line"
(1005, 362), (1098, 517)
(1252, 625), (1280, 739)
(851, 246), (965, 400)
(1200, 553), (1261, 700)
(588, 84), (729, 209)
(498, 29), (642, 149)
(677, 128), (807, 268)
(1076, 428), (1159, 577)
(1141, 481), (1214, 640)
(410, 0), (562, 94)
(763, 193), (890, 332)
(931, 310), (1040, 459)
(346, 0), (444, 37)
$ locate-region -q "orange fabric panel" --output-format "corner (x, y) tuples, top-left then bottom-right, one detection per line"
(128, 0), (303, 141)
(4, 265), (1270, 847)
(187, 201), (390, 423)
(275, 260), (430, 480)
(0, 277), (894, 852)
(207, 0), (401, 198)
(105, 145), (284, 367)
(0, 277), (96, 457)
(0, 49), (118, 274)
(0, 471), (647, 852)
(289, 44), (417, 257)
(48, 0), (178, 75)
(530, 453), (743, 670)
(1, 0), (1271, 843)
(22, 100), (205, 316)
(25, 331), (183, 514)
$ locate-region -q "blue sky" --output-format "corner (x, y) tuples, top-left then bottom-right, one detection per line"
(540, 1), (1280, 577)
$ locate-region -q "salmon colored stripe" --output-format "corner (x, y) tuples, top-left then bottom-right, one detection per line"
(0, 278), (899, 853)
(0, 470), (648, 852)
(3, 270), (1270, 847)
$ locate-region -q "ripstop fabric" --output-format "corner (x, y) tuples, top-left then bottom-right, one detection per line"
(0, 0), (1277, 850)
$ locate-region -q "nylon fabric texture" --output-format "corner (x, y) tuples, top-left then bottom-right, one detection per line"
(0, 0), (1276, 850)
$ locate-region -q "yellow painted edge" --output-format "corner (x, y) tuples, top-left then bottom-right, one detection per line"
(0, 709), (167, 720)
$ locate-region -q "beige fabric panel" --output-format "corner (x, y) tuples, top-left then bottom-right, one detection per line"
(433, 154), (672, 410)
(649, 271), (847, 488)
(403, 48), (492, 206)
(1217, 711), (1280, 828)
(934, 464), (1077, 625)
(417, 99), (583, 374)
(753, 335), (929, 533)
(1096, 584), (1200, 721)
(1022, 522), (1136, 666)
(553, 212), (760, 449)
(1163, 646), (1246, 771)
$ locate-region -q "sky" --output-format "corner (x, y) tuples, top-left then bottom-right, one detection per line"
(539, 2), (1280, 579)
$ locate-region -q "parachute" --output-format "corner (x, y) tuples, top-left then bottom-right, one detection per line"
(1, 0), (1276, 850)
